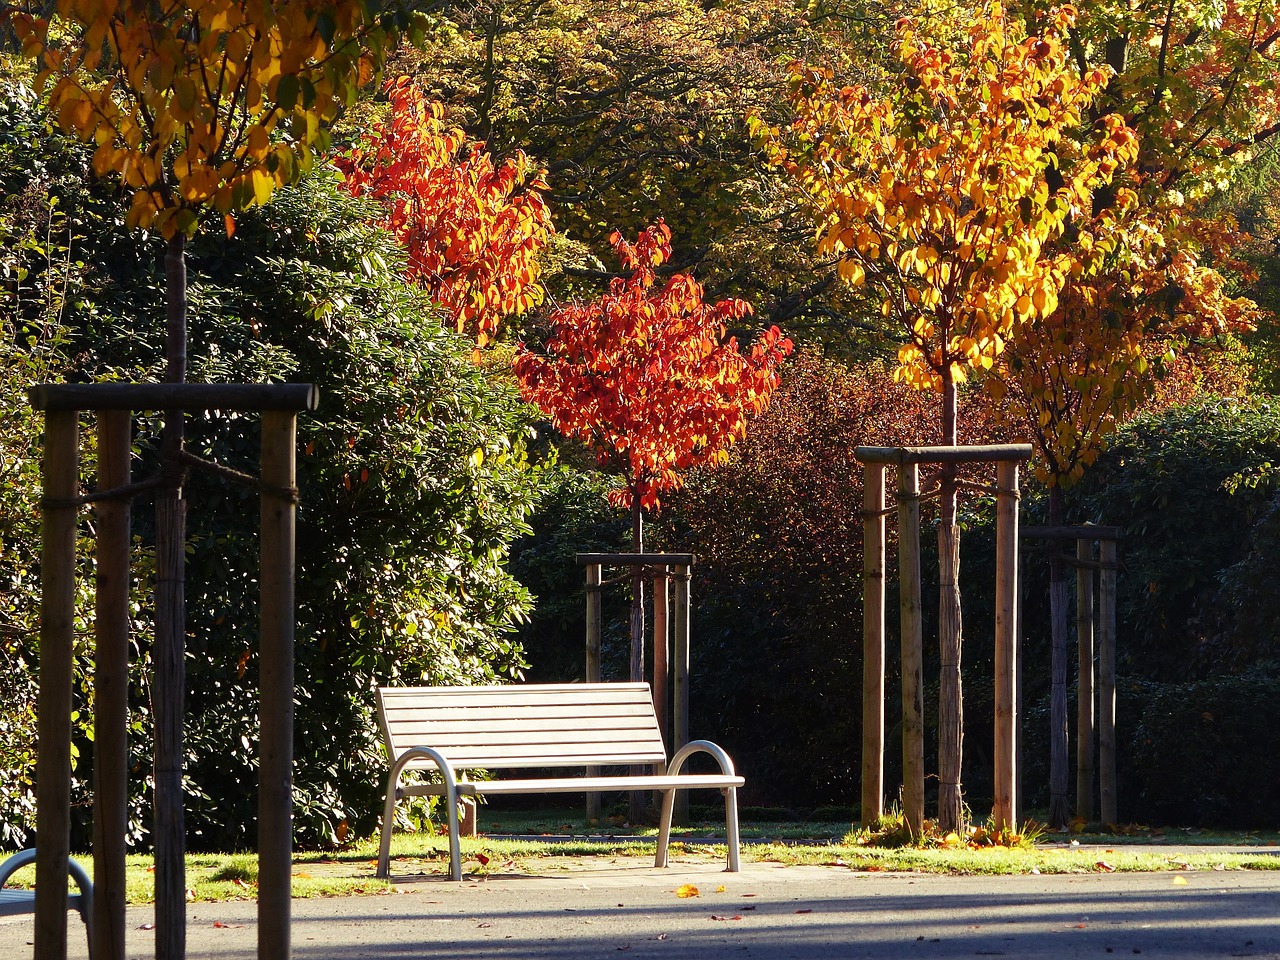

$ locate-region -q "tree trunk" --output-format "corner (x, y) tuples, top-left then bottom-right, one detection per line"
(630, 501), (644, 684)
(937, 371), (964, 834)
(1047, 484), (1071, 829)
(154, 231), (188, 960)
(629, 499), (646, 823)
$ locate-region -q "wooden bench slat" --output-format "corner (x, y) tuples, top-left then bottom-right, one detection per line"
(386, 716), (659, 736)
(400, 747), (667, 767)
(391, 737), (665, 757)
(384, 703), (657, 724)
(381, 685), (653, 707)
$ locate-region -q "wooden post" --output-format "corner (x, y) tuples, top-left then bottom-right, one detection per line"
(1098, 538), (1118, 825)
(95, 410), (132, 960)
(672, 564), (691, 826)
(898, 463), (924, 839)
(993, 462), (1019, 831)
(153, 483), (186, 960)
(652, 567), (670, 809)
(585, 563), (603, 821)
(35, 409), (79, 960)
(861, 463), (886, 826)
(653, 568), (669, 745)
(259, 411), (297, 960)
(1076, 538), (1096, 823)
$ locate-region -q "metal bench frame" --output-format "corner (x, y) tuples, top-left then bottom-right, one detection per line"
(0, 848), (93, 947)
(376, 682), (744, 880)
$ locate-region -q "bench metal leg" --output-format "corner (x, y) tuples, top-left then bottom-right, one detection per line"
(377, 747), (464, 881)
(655, 790), (676, 869)
(724, 787), (741, 872)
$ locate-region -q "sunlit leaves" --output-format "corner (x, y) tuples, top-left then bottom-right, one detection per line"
(762, 4), (1137, 398)
(514, 221), (793, 513)
(336, 77), (554, 346)
(9, 0), (407, 237)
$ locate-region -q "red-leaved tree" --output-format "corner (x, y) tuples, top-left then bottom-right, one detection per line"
(337, 77), (554, 345)
(514, 220), (792, 671)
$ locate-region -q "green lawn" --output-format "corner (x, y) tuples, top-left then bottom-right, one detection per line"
(7, 807), (1279, 903)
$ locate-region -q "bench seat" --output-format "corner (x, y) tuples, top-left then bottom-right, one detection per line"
(376, 682), (744, 881)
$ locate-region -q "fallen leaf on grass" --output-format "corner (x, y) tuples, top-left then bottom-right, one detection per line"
(1096, 861), (1116, 873)
(292, 872), (311, 880)
(675, 884), (699, 898)
(475, 853), (490, 866)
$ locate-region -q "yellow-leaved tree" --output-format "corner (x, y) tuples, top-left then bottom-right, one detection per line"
(4, 2), (414, 956)
(757, 2), (1137, 833)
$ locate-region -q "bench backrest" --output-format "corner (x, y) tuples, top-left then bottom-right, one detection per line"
(377, 682), (668, 771)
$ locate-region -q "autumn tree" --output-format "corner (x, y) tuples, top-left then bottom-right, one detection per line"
(763, 3), (1138, 831)
(390, 0), (898, 342)
(973, 0), (1274, 827)
(5, 2), (409, 955)
(336, 76), (554, 345)
(514, 220), (791, 680)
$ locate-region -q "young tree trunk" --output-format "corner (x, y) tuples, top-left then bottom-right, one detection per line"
(630, 501), (644, 684)
(1047, 484), (1071, 829)
(629, 500), (646, 822)
(154, 231), (188, 960)
(937, 371), (964, 834)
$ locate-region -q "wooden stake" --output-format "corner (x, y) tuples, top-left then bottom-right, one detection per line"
(898, 464), (924, 839)
(1098, 538), (1118, 825)
(672, 564), (691, 827)
(861, 464), (886, 826)
(95, 410), (131, 960)
(1076, 539), (1096, 823)
(993, 462), (1019, 831)
(35, 409), (78, 960)
(153, 485), (186, 960)
(585, 563), (603, 822)
(653, 568), (669, 746)
(259, 411), (297, 960)
(651, 567), (669, 809)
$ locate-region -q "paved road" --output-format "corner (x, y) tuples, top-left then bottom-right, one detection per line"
(4, 860), (1279, 959)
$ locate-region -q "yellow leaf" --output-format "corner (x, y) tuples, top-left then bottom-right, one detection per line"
(675, 884), (700, 898)
(1173, 876), (1188, 886)
(250, 167), (273, 206)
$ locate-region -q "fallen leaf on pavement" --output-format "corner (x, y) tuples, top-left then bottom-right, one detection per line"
(676, 884), (699, 898)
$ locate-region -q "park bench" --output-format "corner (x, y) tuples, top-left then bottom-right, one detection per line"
(0, 848), (93, 948)
(376, 681), (744, 881)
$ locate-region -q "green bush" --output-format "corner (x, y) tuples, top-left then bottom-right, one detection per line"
(1131, 669), (1280, 827)
(0, 84), (550, 849)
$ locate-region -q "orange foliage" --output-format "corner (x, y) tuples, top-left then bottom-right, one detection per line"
(514, 221), (793, 513)
(8, 0), (402, 238)
(337, 78), (553, 345)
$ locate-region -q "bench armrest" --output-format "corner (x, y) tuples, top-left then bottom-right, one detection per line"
(377, 746), (464, 881)
(0, 849), (36, 888)
(666, 740), (738, 778)
(0, 848), (94, 928)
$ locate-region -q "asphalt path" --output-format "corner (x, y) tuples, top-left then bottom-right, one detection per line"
(5, 855), (1280, 960)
